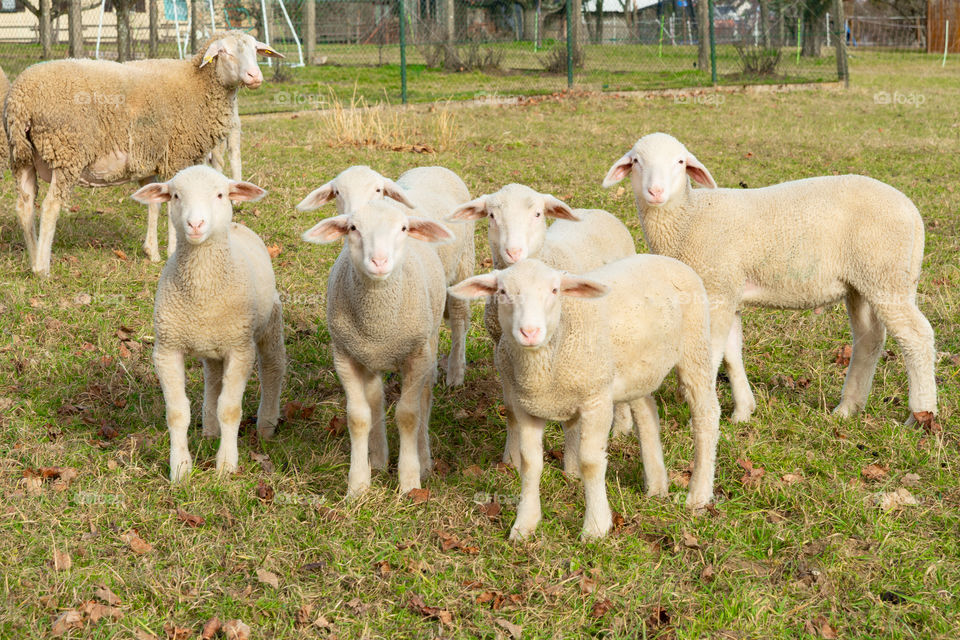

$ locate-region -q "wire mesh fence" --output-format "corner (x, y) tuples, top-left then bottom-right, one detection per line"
(0, 0), (939, 113)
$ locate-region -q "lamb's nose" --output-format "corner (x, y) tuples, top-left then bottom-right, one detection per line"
(647, 186), (664, 200)
(519, 326), (541, 344)
(505, 248), (524, 263)
(187, 220), (205, 233)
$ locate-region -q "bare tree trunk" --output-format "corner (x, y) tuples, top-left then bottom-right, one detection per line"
(832, 0), (848, 85)
(444, 0), (454, 42)
(522, 6), (537, 41)
(69, 0), (84, 57)
(696, 0), (709, 71)
(190, 0), (199, 54)
(594, 0), (603, 43)
(758, 0), (769, 47)
(801, 8), (821, 56)
(116, 0), (131, 61)
(149, 0), (159, 57)
(40, 0), (52, 57)
(305, 0), (316, 62)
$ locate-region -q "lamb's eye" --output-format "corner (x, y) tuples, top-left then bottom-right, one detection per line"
(349, 224), (357, 231)
(401, 225), (408, 232)
(376, 188), (382, 193)
(173, 193), (179, 199)
(535, 211), (542, 218)
(498, 289), (505, 295)
(552, 288), (558, 294)
(217, 193), (223, 199)
(488, 212), (494, 219)
(332, 189), (339, 197)
(677, 159), (684, 164)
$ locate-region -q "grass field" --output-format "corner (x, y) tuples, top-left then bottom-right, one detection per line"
(0, 52), (958, 638)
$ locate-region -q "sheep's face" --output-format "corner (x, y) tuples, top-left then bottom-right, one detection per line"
(602, 133), (717, 207)
(295, 166), (416, 216)
(200, 31), (284, 89)
(447, 184), (579, 266)
(448, 260), (609, 350)
(301, 201), (453, 281)
(130, 166), (266, 246)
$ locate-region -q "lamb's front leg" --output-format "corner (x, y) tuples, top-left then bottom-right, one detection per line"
(397, 344), (436, 493)
(500, 382), (522, 468)
(214, 349), (255, 474)
(578, 397), (614, 540)
(509, 406), (546, 541)
(154, 347), (191, 482)
(201, 358), (223, 437)
(333, 347), (378, 498)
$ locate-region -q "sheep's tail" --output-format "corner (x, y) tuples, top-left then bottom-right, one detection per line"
(4, 88), (35, 169)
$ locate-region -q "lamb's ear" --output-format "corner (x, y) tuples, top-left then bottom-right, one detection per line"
(229, 181), (267, 202)
(449, 273), (499, 300)
(542, 195), (580, 221)
(559, 275), (609, 299)
(447, 196), (488, 222)
(685, 153), (717, 189)
(296, 183), (335, 211)
(200, 40), (227, 67)
(255, 41), (285, 59)
(130, 182), (170, 204)
(407, 217), (454, 243)
(302, 215), (351, 244)
(602, 150), (635, 188)
(383, 180), (417, 209)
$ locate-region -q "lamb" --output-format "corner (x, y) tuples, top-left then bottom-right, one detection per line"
(131, 165), (286, 482)
(603, 132), (937, 424)
(4, 31), (283, 277)
(450, 256), (720, 539)
(446, 183), (637, 453)
(301, 198), (455, 497)
(297, 165), (474, 386)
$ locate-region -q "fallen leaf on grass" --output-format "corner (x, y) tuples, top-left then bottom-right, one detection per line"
(325, 415), (345, 435)
(479, 500), (501, 518)
(201, 616), (221, 638)
(223, 619), (251, 640)
(433, 459), (452, 477)
(250, 452), (274, 473)
(835, 344), (852, 367)
(862, 464), (889, 482)
(462, 464), (483, 477)
(316, 505), (345, 522)
(81, 600), (122, 623)
(50, 549), (72, 571)
(737, 458), (766, 485)
(700, 564), (716, 583)
(256, 480), (275, 503)
(408, 594), (452, 625)
(682, 532), (700, 549)
(176, 508), (205, 527)
(591, 598), (614, 618)
(256, 568), (280, 589)
(120, 530), (153, 554)
(669, 468), (692, 488)
(901, 473), (920, 487)
(300, 561), (327, 573)
(546, 448), (564, 462)
(294, 605), (313, 627)
(407, 488), (431, 504)
(283, 401), (315, 421)
(164, 622), (192, 639)
(98, 422), (120, 440)
(94, 586), (121, 606)
(113, 248), (129, 261)
(267, 243), (282, 259)
(805, 615), (837, 639)
(434, 529), (479, 554)
(373, 560), (392, 578)
(135, 630), (160, 640)
(495, 617), (522, 639)
(874, 488), (919, 511)
(781, 472), (803, 485)
(912, 411), (942, 435)
(51, 610), (84, 636)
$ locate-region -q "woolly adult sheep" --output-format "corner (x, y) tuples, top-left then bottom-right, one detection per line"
(302, 199), (454, 498)
(131, 165), (286, 482)
(447, 183), (638, 453)
(0, 65), (8, 172)
(603, 132), (937, 424)
(297, 165), (474, 386)
(4, 31), (283, 277)
(450, 257), (720, 540)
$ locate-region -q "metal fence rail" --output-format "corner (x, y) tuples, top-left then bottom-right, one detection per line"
(0, 0), (885, 110)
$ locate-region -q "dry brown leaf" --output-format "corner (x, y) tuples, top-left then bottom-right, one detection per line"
(51, 610), (84, 636)
(223, 619), (251, 640)
(912, 411), (942, 435)
(808, 615), (837, 639)
(256, 568), (280, 589)
(862, 464), (889, 482)
(81, 599), (123, 623)
(121, 530), (153, 554)
(669, 468), (692, 488)
(325, 415), (345, 435)
(176, 508), (205, 527)
(682, 532), (700, 549)
(494, 617), (522, 639)
(294, 605), (313, 627)
(94, 586), (121, 606)
(283, 401), (315, 422)
(373, 560), (392, 578)
(834, 344), (852, 367)
(407, 488), (431, 504)
(134, 630), (160, 640)
(737, 458), (766, 485)
(267, 243), (282, 259)
(462, 464), (483, 477)
(408, 594), (452, 625)
(433, 459), (452, 477)
(434, 529), (479, 554)
(256, 479), (275, 502)
(700, 564), (716, 583)
(901, 473), (921, 487)
(51, 549), (72, 571)
(591, 598), (614, 618)
(480, 500), (501, 518)
(163, 622), (192, 640)
(200, 616), (221, 639)
(875, 487), (919, 511)
(250, 452), (274, 474)
(647, 606), (671, 628)
(113, 248), (129, 261)
(781, 472), (803, 485)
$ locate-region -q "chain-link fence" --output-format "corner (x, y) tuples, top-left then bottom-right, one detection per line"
(1, 0), (941, 112)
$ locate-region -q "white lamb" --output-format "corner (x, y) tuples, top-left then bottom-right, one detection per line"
(297, 165), (474, 386)
(301, 199), (454, 497)
(450, 256), (720, 540)
(131, 165), (286, 482)
(603, 132), (937, 424)
(447, 183), (638, 452)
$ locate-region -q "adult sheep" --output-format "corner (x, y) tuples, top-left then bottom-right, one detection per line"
(603, 132), (937, 425)
(3, 31), (282, 277)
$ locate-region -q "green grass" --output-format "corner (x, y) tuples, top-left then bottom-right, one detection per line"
(1, 52), (959, 638)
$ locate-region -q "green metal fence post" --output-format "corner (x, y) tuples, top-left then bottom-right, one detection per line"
(566, 0), (574, 89)
(708, 0), (717, 85)
(399, 0), (408, 104)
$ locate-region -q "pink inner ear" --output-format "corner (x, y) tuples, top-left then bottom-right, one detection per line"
(131, 183), (170, 204)
(229, 182), (266, 202)
(297, 185), (334, 210)
(407, 218), (453, 243)
(451, 276), (498, 299)
(602, 152), (635, 187)
(448, 200), (486, 221)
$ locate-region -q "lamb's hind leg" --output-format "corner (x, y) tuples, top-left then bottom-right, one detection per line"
(444, 293), (469, 387)
(396, 341), (437, 493)
(255, 302), (286, 439)
(677, 356), (721, 511)
(834, 289), (886, 417)
(630, 395), (668, 498)
(33, 169), (71, 277)
(724, 312), (756, 422)
(14, 164), (38, 264)
(139, 175), (162, 261)
(365, 375), (388, 472)
(202, 359), (223, 437)
(872, 297), (937, 422)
